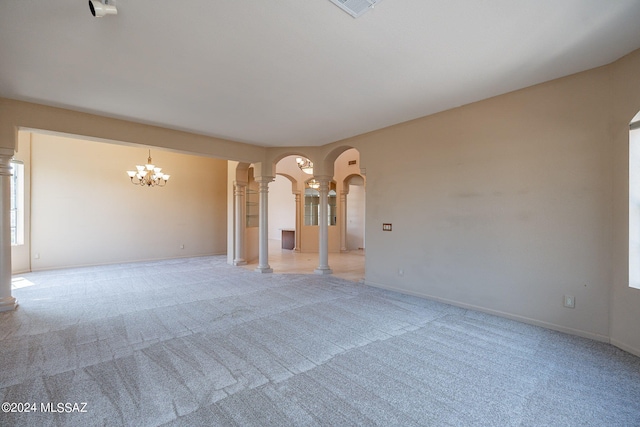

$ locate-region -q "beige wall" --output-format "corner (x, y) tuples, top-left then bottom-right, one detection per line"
(268, 175), (296, 240)
(14, 133), (227, 271)
(344, 60), (617, 343)
(612, 50), (640, 356)
(346, 183), (365, 250)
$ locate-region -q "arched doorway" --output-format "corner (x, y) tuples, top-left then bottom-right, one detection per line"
(236, 152), (365, 281)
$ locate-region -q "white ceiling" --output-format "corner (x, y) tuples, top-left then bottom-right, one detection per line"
(1, 1), (640, 147)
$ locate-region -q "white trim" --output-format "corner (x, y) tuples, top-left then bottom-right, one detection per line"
(610, 338), (640, 358)
(28, 253), (226, 273)
(364, 280), (611, 344)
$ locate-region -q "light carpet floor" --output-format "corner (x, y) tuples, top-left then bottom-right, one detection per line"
(0, 256), (639, 426)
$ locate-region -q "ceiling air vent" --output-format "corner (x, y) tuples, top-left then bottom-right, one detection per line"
(328, 0), (382, 18)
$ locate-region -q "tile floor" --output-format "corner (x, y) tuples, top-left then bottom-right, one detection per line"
(240, 239), (365, 282)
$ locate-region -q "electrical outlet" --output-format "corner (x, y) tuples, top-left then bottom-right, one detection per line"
(563, 295), (575, 308)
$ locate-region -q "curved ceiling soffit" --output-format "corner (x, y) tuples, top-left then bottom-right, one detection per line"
(267, 150), (320, 177)
(234, 162), (251, 182)
(322, 144), (356, 165)
(270, 149), (318, 165)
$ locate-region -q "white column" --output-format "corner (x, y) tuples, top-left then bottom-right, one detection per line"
(340, 191), (348, 252)
(294, 191), (301, 252)
(255, 176), (273, 273)
(233, 181), (247, 265)
(315, 177), (333, 275)
(0, 150), (16, 312)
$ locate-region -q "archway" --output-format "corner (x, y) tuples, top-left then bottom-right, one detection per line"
(232, 152), (364, 280)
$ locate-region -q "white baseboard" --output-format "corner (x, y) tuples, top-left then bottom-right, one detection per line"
(364, 280), (611, 344)
(24, 252), (227, 273)
(610, 338), (640, 358)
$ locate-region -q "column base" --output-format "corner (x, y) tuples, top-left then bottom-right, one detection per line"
(0, 296), (17, 312)
(314, 267), (333, 275)
(234, 259), (247, 266)
(255, 266), (273, 273)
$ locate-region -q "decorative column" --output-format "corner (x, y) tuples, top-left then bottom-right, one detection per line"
(255, 176), (274, 273)
(314, 177), (333, 275)
(340, 191), (348, 252)
(294, 191), (301, 252)
(233, 181), (247, 265)
(0, 150), (16, 312)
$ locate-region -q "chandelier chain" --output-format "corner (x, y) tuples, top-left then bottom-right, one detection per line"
(126, 150), (170, 187)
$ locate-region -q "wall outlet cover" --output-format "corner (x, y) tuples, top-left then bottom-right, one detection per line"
(563, 295), (575, 308)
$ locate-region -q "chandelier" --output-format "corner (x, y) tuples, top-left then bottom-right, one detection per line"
(126, 150), (170, 187)
(296, 157), (313, 174)
(307, 179), (320, 189)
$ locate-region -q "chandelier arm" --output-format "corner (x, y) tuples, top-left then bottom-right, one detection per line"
(127, 150), (170, 188)
(296, 157), (314, 175)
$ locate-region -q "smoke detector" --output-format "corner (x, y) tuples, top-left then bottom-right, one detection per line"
(328, 0), (382, 18)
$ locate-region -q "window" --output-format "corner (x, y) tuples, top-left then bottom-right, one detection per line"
(10, 160), (24, 246)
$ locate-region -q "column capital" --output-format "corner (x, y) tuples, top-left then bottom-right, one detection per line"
(233, 180), (247, 187)
(312, 175), (332, 183)
(255, 175), (274, 184)
(0, 148), (14, 159)
(0, 149), (13, 177)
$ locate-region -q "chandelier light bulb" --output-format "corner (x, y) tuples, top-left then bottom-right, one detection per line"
(296, 157), (314, 175)
(127, 150), (170, 187)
